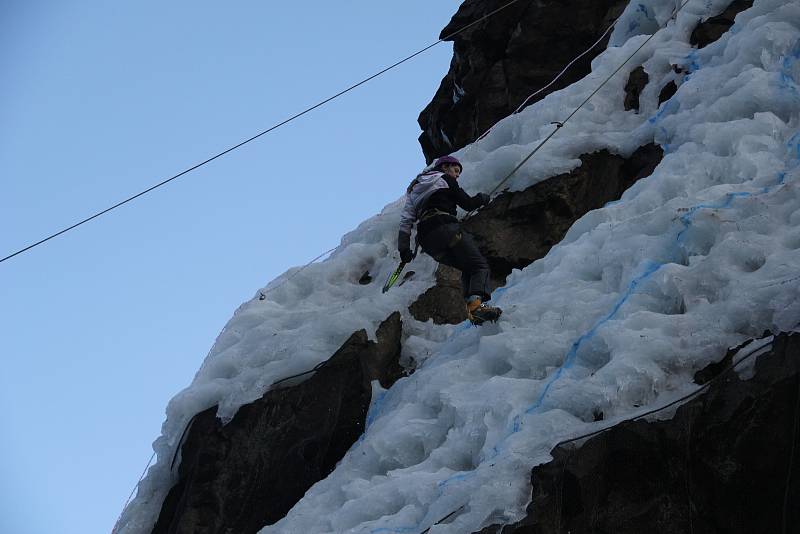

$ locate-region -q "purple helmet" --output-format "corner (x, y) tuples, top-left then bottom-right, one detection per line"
(433, 155), (462, 171)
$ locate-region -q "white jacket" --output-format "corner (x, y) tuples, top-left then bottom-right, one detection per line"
(398, 171), (450, 235)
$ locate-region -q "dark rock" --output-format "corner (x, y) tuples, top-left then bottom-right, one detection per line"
(624, 66), (649, 112)
(467, 144), (664, 283)
(151, 313), (403, 534)
(409, 144), (664, 325)
(409, 264), (469, 324)
(657, 80), (678, 106)
(361, 313), (405, 389)
(693, 343), (735, 385)
(690, 0), (754, 48)
(397, 270), (416, 287)
(418, 0), (628, 162)
(482, 332), (800, 534)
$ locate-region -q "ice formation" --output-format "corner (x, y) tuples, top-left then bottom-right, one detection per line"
(116, 0), (800, 532)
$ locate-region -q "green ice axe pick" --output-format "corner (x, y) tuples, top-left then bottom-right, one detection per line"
(382, 261), (407, 293)
(382, 243), (419, 293)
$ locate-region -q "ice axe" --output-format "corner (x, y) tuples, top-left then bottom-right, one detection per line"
(382, 243), (419, 293)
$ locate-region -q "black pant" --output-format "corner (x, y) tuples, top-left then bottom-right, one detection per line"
(419, 222), (491, 301)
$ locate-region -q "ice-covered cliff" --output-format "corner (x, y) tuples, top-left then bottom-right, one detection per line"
(115, 0), (800, 532)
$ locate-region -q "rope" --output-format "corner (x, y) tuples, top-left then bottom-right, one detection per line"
(465, 0), (691, 219)
(424, 331), (782, 534)
(165, 357), (332, 490)
(162, 356), (331, 477)
(112, 451), (156, 534)
(105, 6), (532, 524)
(379, 4), (700, 532)
(258, 246), (338, 300)
(114, 1), (690, 529)
(272, 360), (331, 387)
(1, 0), (527, 266)
(113, 353), (333, 534)
(474, 10), (623, 142)
(420, 505), (466, 534)
(557, 334), (773, 449)
(112, 239), (335, 534)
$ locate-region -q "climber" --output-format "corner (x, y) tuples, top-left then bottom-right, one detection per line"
(397, 155), (502, 325)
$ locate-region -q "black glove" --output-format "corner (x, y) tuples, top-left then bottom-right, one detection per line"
(398, 231), (413, 263)
(476, 192), (490, 207)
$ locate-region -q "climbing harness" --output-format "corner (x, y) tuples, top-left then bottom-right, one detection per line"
(418, 208), (458, 225)
(384, 209), (462, 294)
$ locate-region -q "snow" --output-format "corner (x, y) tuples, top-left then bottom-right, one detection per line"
(115, 0), (800, 532)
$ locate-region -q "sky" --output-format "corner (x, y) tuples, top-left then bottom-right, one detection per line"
(0, 1), (462, 532)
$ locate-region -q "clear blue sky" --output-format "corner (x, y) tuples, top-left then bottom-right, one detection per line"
(0, 1), (461, 532)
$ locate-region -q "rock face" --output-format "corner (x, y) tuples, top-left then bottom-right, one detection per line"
(409, 263), (471, 324)
(151, 313), (403, 534)
(690, 0), (754, 48)
(410, 144), (664, 324)
(624, 66), (649, 112)
(418, 0), (628, 163)
(480, 332), (800, 534)
(145, 1), (784, 532)
(657, 79), (678, 106)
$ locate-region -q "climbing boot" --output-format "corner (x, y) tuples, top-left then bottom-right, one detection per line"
(466, 297), (502, 325)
